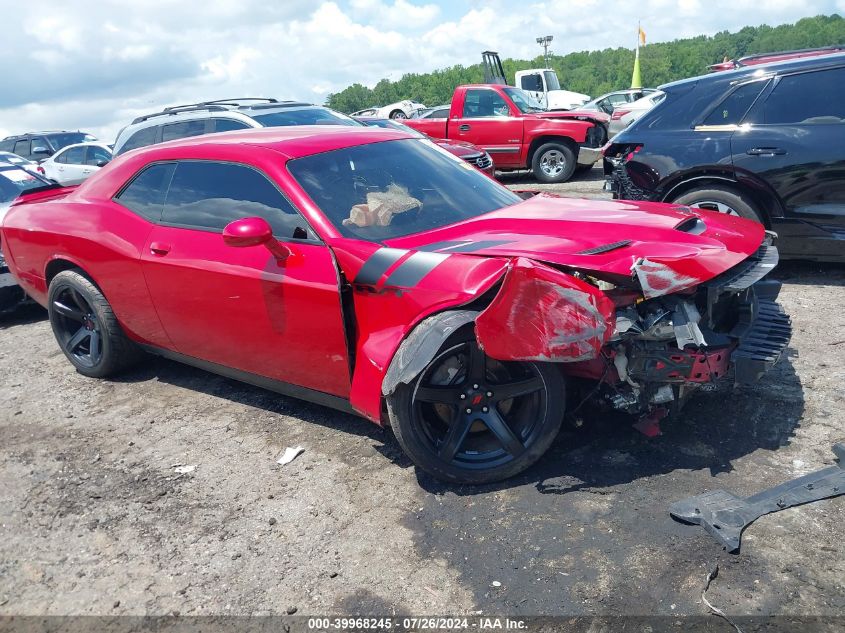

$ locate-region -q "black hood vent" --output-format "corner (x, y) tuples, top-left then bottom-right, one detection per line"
(576, 240), (631, 255)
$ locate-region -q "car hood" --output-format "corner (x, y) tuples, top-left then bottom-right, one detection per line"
(433, 138), (483, 157)
(386, 193), (764, 288)
(527, 110), (610, 125)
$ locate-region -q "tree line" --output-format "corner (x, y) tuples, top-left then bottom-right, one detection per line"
(326, 14), (845, 112)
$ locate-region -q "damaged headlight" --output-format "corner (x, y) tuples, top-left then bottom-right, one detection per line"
(613, 297), (706, 348)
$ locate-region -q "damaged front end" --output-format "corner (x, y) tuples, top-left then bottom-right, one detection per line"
(475, 235), (791, 432)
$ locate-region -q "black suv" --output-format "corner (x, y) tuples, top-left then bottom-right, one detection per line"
(604, 53), (845, 262)
(0, 131), (97, 162)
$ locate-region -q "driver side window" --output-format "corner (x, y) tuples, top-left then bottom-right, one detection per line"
(161, 161), (316, 241)
(463, 89), (510, 118)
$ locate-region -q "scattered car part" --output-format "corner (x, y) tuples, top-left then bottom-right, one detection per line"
(277, 446), (304, 466)
(670, 444), (845, 553)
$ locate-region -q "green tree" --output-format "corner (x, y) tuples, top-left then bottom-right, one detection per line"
(326, 14), (845, 112)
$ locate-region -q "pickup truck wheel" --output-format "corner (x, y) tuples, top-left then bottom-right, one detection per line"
(532, 143), (576, 183)
(671, 186), (764, 224)
(386, 330), (564, 484)
(47, 270), (143, 378)
(389, 110), (407, 120)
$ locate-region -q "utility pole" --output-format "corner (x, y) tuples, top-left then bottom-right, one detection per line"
(536, 35), (553, 67)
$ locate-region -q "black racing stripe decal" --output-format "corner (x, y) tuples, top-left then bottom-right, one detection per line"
(384, 251), (449, 288)
(441, 239), (512, 253)
(416, 240), (464, 253)
(353, 247), (407, 285)
(418, 240), (513, 253)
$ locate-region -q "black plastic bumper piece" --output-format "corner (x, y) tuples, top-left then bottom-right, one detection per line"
(670, 444), (845, 553)
(732, 292), (792, 385)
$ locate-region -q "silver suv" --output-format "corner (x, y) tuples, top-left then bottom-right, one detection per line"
(113, 98), (359, 155)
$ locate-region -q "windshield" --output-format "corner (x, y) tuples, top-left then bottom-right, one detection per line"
(48, 132), (97, 150)
(288, 138), (520, 241)
(252, 107), (361, 127)
(0, 165), (53, 204)
(359, 119), (425, 138)
(502, 88), (545, 113)
(543, 71), (561, 91)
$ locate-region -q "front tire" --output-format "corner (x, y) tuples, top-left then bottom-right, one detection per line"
(387, 331), (564, 484)
(531, 142), (577, 183)
(47, 270), (142, 378)
(671, 186), (764, 224)
(389, 110), (407, 120)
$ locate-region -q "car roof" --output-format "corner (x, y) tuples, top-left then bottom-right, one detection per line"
(660, 51), (845, 92)
(53, 142), (112, 152)
(134, 125), (416, 160)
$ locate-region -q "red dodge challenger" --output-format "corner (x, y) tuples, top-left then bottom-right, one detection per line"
(0, 126), (791, 483)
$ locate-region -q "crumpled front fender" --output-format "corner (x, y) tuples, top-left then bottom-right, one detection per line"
(475, 257), (616, 362)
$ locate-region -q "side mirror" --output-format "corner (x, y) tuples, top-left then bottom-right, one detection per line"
(223, 217), (290, 260)
(32, 146), (52, 156)
(95, 159), (109, 167)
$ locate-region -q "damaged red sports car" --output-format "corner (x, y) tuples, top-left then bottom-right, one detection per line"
(0, 127), (791, 483)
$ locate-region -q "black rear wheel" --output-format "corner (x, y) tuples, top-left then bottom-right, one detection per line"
(387, 331), (564, 483)
(48, 270), (142, 378)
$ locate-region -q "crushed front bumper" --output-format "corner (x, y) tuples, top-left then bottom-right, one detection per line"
(578, 145), (601, 167)
(703, 241), (791, 384)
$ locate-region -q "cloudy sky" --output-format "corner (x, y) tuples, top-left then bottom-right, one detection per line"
(2, 0), (842, 141)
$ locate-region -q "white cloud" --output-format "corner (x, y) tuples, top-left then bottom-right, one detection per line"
(0, 0), (840, 142)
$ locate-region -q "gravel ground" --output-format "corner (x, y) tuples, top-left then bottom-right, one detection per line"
(1, 165), (844, 623)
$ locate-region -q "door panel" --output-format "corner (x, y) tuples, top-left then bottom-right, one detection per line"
(141, 226), (351, 397)
(450, 89), (523, 167)
(732, 67), (845, 258)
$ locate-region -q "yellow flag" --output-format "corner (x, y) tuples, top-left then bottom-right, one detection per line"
(639, 26), (646, 45)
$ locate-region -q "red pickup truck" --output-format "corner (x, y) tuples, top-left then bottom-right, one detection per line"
(403, 84), (609, 183)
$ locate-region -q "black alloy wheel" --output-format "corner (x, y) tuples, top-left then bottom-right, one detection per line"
(52, 285), (103, 369)
(47, 270), (142, 378)
(388, 332), (564, 484)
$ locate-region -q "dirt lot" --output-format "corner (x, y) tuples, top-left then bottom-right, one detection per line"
(1, 166), (844, 623)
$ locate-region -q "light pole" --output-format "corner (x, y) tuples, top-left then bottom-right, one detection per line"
(536, 35), (553, 67)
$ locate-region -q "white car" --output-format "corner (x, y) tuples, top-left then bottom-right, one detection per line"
(351, 100), (426, 120)
(608, 91), (665, 137)
(39, 142), (113, 185)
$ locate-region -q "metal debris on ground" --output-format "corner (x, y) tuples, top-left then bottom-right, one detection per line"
(277, 446), (305, 466)
(701, 565), (744, 633)
(670, 443), (845, 552)
(173, 465), (196, 474)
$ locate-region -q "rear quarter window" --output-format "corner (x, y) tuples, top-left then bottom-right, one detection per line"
(701, 80), (768, 126)
(113, 163), (176, 221)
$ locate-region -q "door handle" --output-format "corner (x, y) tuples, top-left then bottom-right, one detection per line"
(149, 242), (171, 256)
(746, 147), (786, 156)
(459, 124), (471, 132)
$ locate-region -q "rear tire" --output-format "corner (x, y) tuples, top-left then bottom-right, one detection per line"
(389, 110), (407, 120)
(47, 270), (143, 378)
(531, 142), (577, 183)
(672, 186), (764, 224)
(386, 329), (564, 484)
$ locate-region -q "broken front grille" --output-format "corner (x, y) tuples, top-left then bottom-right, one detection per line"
(468, 153), (493, 169)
